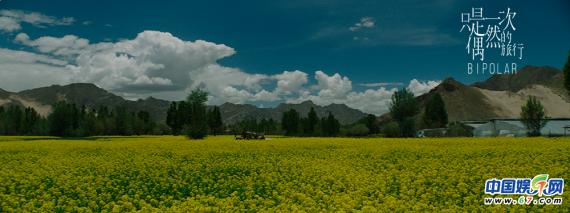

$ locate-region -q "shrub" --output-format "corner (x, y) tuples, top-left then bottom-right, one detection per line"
(445, 122), (473, 137)
(382, 121), (401, 138)
(344, 124), (370, 137)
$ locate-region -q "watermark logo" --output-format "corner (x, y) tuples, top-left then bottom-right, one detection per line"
(484, 174), (564, 205)
(460, 7), (525, 75)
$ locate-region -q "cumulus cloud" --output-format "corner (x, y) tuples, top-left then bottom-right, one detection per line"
(7, 30), (291, 104)
(68, 31), (238, 93)
(3, 28), (440, 115)
(5, 31), (234, 94)
(217, 87), (279, 104)
(15, 33), (90, 56)
(0, 48), (72, 90)
(191, 64), (275, 104)
(273, 70), (308, 95)
(406, 79), (441, 96)
(314, 71), (352, 100)
(288, 71), (439, 115)
(0, 10), (74, 32)
(345, 87), (398, 115)
(349, 17), (375, 31)
(287, 71), (439, 115)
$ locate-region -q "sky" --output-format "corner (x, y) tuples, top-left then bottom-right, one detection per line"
(0, 0), (569, 115)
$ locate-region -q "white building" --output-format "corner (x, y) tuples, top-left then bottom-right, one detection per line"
(464, 118), (570, 137)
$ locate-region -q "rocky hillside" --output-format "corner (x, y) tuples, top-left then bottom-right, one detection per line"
(385, 65), (570, 123)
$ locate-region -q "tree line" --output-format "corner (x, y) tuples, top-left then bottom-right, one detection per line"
(228, 117), (279, 135)
(165, 89), (346, 138)
(0, 105), (47, 135)
(281, 108), (341, 136)
(0, 102), (158, 137)
(166, 89), (223, 139)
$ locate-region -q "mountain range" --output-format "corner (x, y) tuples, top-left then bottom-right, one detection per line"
(0, 83), (368, 125)
(1, 65), (569, 125)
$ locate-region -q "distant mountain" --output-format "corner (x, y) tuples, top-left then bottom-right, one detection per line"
(379, 65), (570, 124)
(0, 84), (368, 125)
(17, 83), (126, 107)
(219, 100), (368, 125)
(472, 66), (562, 92)
(8, 65), (564, 126)
(0, 83), (171, 122)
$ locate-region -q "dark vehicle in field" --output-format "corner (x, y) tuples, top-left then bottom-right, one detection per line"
(235, 131), (265, 140)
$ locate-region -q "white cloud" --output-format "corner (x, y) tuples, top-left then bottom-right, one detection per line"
(192, 64), (275, 104)
(0, 48), (68, 66)
(0, 17), (21, 32)
(0, 48), (72, 91)
(314, 70), (352, 100)
(345, 87), (398, 115)
(6, 31), (237, 95)
(217, 87), (279, 104)
(273, 70), (308, 95)
(15, 33), (90, 56)
(68, 31), (237, 93)
(349, 17), (375, 31)
(289, 73), (439, 115)
(406, 79), (441, 96)
(0, 10), (74, 32)
(2, 28), (441, 115)
(9, 30), (283, 104)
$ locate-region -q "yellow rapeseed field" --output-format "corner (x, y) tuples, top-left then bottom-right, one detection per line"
(0, 136), (568, 212)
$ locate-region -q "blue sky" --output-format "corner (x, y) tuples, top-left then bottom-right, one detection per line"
(0, 0), (569, 114)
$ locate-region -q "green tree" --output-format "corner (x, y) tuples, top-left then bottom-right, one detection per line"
(305, 107), (319, 135)
(22, 107), (41, 135)
(390, 88), (419, 137)
(0, 106), (46, 135)
(322, 112), (340, 136)
(134, 111), (153, 135)
(562, 51), (570, 93)
(281, 109), (300, 136)
(423, 93), (448, 128)
(186, 88), (209, 139)
(166, 101), (192, 135)
(95, 106), (114, 135)
(345, 123), (369, 137)
(5, 106), (23, 135)
(48, 102), (72, 136)
(258, 118), (277, 135)
(178, 102), (192, 133)
(0, 106), (4, 135)
(82, 108), (97, 136)
(166, 102), (180, 134)
(520, 96), (548, 136)
(114, 106), (132, 135)
(364, 114), (380, 134)
(207, 106), (223, 135)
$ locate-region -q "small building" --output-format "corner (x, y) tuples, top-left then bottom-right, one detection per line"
(465, 118), (570, 137)
(471, 120), (526, 137)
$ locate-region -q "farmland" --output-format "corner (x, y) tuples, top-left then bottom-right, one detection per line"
(0, 136), (568, 212)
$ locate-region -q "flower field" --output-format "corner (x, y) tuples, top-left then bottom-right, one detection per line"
(0, 136), (568, 212)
